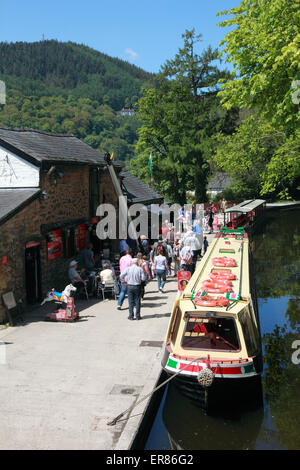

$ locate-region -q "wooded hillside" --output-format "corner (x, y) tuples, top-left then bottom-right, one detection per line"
(0, 40), (153, 161)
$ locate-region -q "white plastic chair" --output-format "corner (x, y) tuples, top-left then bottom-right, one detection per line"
(98, 280), (116, 300)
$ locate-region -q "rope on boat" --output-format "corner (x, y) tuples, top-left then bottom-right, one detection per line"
(107, 356), (210, 426)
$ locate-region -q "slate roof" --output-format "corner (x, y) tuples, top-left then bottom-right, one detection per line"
(0, 188), (41, 224)
(0, 127), (122, 168)
(120, 170), (163, 205)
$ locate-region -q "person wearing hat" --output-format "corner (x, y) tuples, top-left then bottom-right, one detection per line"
(140, 235), (149, 256)
(119, 258), (146, 320)
(68, 260), (87, 295)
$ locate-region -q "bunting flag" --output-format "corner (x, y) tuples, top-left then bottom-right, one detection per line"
(148, 152), (152, 175)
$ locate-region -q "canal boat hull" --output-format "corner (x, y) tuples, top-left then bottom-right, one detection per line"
(161, 348), (262, 409)
(161, 227), (263, 410)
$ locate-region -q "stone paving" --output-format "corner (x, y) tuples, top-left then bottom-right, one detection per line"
(0, 232), (216, 450)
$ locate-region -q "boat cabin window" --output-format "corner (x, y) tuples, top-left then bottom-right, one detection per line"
(181, 313), (240, 352)
(239, 308), (258, 356)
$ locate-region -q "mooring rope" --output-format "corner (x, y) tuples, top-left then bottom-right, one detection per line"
(107, 356), (209, 426)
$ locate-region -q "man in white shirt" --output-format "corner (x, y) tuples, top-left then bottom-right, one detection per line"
(119, 259), (146, 320)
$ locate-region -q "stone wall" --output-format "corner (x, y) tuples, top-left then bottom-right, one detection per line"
(0, 197), (42, 322)
(0, 164), (120, 323)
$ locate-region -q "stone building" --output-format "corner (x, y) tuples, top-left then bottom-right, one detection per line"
(0, 127), (124, 322)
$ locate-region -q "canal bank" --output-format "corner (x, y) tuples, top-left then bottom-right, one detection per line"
(0, 273), (182, 450)
(0, 232), (216, 450)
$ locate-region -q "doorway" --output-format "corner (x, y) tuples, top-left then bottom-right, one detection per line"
(25, 242), (42, 304)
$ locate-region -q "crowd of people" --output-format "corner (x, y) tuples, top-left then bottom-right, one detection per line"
(67, 203), (224, 320)
(114, 204), (224, 320)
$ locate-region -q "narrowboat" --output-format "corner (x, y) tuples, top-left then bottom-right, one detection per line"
(161, 227), (262, 410)
(223, 199), (266, 231)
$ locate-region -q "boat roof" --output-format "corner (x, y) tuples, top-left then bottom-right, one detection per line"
(181, 229), (250, 317)
(224, 199), (266, 214)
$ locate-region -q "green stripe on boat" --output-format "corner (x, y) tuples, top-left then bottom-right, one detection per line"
(243, 363), (255, 373)
(167, 358), (178, 369)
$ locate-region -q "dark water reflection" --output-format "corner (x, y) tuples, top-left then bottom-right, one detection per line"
(145, 208), (300, 450)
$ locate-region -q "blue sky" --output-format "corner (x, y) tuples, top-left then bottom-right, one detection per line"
(1, 0), (241, 73)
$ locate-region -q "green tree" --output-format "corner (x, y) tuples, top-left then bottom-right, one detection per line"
(212, 115), (300, 200)
(217, 0), (300, 134)
(131, 29), (235, 204)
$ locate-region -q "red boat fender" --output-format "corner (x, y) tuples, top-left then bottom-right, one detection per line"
(202, 279), (232, 288)
(209, 272), (236, 281)
(204, 286), (232, 294)
(212, 257), (237, 267)
(195, 298), (218, 307)
(195, 295), (229, 307)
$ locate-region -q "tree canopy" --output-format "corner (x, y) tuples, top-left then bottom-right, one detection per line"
(212, 115), (300, 200)
(217, 0), (300, 134)
(130, 30), (238, 204)
(211, 0), (300, 201)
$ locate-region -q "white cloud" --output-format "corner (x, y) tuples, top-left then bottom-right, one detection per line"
(125, 48), (139, 62)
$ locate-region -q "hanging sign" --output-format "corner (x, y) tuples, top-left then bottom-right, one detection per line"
(25, 241), (40, 249)
(178, 271), (191, 291)
(47, 229), (62, 260)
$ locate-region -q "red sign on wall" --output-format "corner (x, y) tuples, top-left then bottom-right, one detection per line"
(47, 229), (62, 260)
(75, 224), (86, 251)
(0, 256), (7, 265)
(178, 271), (191, 291)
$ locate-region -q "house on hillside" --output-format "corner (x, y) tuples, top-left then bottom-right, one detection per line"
(0, 127), (125, 321)
(117, 108), (135, 117)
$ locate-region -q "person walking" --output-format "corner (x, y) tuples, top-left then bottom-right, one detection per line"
(119, 258), (146, 320)
(166, 241), (173, 276)
(136, 252), (151, 300)
(119, 239), (129, 256)
(184, 230), (201, 273)
(152, 235), (168, 260)
(140, 235), (149, 256)
(173, 239), (181, 277)
(203, 236), (209, 254)
(179, 245), (194, 274)
(154, 248), (169, 293)
(117, 249), (132, 310)
(193, 219), (203, 258)
(208, 207), (213, 234)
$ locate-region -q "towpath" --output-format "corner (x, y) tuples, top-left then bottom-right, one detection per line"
(0, 233), (215, 450)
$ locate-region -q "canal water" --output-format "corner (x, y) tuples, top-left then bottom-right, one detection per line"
(144, 207), (300, 450)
